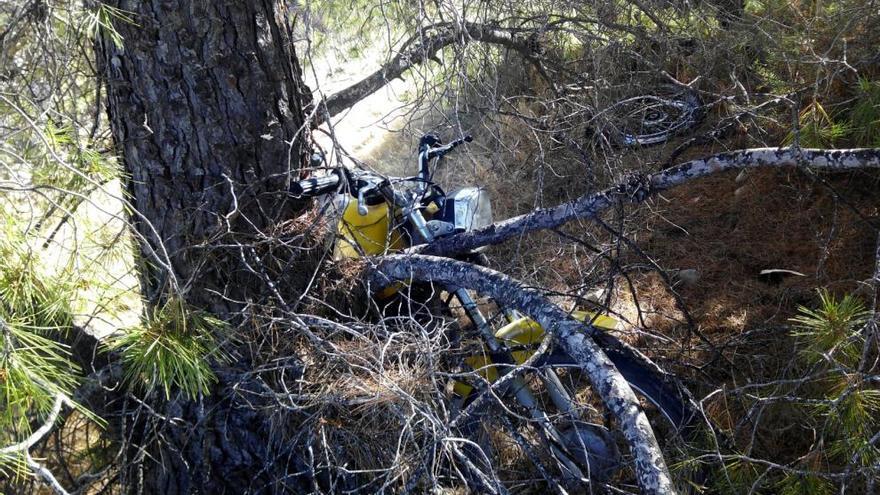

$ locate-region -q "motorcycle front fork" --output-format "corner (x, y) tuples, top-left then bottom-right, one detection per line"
(407, 208), (588, 477)
(453, 288), (591, 480)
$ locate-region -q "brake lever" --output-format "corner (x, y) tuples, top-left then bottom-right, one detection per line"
(427, 134), (473, 159)
(357, 185), (373, 216)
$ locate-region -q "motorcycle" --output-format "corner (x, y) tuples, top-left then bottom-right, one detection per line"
(291, 134), (703, 487)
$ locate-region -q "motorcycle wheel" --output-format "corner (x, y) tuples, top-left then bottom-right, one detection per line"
(446, 290), (706, 492)
(601, 85), (702, 147)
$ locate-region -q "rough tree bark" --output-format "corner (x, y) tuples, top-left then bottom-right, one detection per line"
(98, 1), (313, 493)
(99, 0), (312, 316)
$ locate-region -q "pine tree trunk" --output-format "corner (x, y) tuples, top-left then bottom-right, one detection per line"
(100, 0), (312, 316)
(98, 2), (313, 493)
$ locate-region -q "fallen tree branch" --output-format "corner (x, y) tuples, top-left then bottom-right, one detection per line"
(321, 22), (538, 118)
(0, 395), (67, 457)
(414, 147), (880, 257)
(0, 393), (72, 495)
(371, 254), (677, 494)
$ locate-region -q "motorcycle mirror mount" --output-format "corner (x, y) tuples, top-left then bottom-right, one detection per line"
(418, 134), (442, 183)
(309, 152), (325, 168)
(418, 134), (442, 153)
(357, 188), (369, 216)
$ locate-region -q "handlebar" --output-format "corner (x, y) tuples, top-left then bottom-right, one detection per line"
(290, 171), (340, 197)
(426, 134), (473, 160)
(291, 133), (472, 201)
(419, 134), (472, 182)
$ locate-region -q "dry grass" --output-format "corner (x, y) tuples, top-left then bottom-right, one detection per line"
(638, 167), (879, 336)
(462, 135), (880, 476)
(296, 19), (880, 488)
(613, 166), (879, 463)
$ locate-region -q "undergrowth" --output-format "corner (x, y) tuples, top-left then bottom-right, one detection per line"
(0, 230), (82, 478)
(713, 290), (879, 493)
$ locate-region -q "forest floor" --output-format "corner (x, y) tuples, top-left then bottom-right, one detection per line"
(306, 46), (880, 469)
(55, 40), (879, 396)
(306, 44), (880, 353)
(12, 28), (877, 495)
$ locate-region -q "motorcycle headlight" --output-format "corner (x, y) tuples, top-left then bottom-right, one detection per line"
(448, 187), (493, 232)
(469, 188), (493, 230)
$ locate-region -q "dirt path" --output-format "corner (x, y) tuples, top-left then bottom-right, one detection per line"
(306, 46), (417, 175)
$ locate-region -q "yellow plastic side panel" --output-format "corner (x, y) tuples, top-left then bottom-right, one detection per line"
(492, 312), (618, 345)
(333, 199), (404, 259)
(452, 311), (620, 398)
(452, 349), (536, 397)
(572, 310), (620, 332)
(452, 353), (496, 398)
(494, 317), (544, 345)
(453, 380), (474, 397)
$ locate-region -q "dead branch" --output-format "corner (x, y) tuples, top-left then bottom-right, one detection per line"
(415, 148), (880, 257)
(0, 387), (73, 495)
(371, 254), (677, 495)
(321, 22), (538, 118)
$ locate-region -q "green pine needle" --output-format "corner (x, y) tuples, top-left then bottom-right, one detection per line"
(790, 289), (869, 367)
(108, 298), (230, 400)
(849, 78), (880, 146)
(0, 232), (98, 473)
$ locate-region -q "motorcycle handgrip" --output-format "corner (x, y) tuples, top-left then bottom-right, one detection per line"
(427, 134), (472, 159)
(290, 172), (340, 197)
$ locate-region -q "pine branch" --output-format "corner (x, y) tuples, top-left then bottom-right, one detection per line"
(0, 393), (73, 495)
(415, 147), (880, 257)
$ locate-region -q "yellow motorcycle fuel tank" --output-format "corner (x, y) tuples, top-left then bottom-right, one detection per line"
(333, 195), (405, 260)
